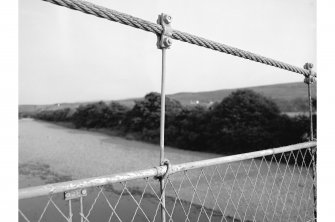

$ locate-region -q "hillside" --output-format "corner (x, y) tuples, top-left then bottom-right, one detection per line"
(168, 82), (316, 112)
(170, 82), (315, 104)
(19, 82), (316, 114)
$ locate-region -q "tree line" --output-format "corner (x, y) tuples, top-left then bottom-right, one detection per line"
(31, 90), (316, 164)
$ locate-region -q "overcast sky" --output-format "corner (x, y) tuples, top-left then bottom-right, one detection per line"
(19, 0), (316, 105)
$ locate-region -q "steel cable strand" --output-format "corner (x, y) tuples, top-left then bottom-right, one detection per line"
(174, 31), (307, 75)
(42, 0), (316, 77)
(94, 3), (161, 34)
(91, 1), (162, 34)
(43, 0), (162, 34)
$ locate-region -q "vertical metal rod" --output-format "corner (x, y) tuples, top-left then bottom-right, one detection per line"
(80, 196), (84, 222)
(307, 74), (317, 221)
(312, 145), (317, 221)
(160, 48), (166, 165)
(308, 81), (314, 140)
(160, 48), (167, 222)
(68, 200), (73, 222)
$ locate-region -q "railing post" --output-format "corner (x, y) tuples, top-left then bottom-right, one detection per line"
(303, 62), (317, 221)
(68, 199), (73, 222)
(159, 48), (167, 222)
(157, 13), (172, 222)
(303, 63), (315, 140)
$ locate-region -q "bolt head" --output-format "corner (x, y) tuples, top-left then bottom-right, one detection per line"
(163, 15), (172, 24)
(304, 63), (313, 70)
(163, 38), (172, 47)
(81, 189), (87, 195)
(309, 63), (313, 69)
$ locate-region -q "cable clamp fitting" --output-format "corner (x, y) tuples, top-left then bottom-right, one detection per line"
(154, 159), (171, 180)
(157, 13), (173, 49)
(303, 63), (316, 85)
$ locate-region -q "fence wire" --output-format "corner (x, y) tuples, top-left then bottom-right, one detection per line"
(19, 145), (316, 222)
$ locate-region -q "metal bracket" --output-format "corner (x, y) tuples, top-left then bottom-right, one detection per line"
(154, 159), (171, 180)
(156, 13), (173, 49)
(303, 63), (316, 84)
(64, 189), (87, 200)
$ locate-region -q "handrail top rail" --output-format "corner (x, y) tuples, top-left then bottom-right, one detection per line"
(19, 141), (316, 200)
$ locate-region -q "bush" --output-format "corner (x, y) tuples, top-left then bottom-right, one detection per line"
(31, 90), (315, 162)
(124, 92), (183, 142)
(71, 101), (129, 129)
(105, 102), (130, 129)
(71, 102), (111, 128)
(205, 90), (283, 154)
(165, 105), (209, 150)
(34, 108), (72, 122)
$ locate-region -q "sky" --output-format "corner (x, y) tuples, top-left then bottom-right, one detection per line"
(19, 0), (316, 105)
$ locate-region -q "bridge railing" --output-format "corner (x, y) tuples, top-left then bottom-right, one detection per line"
(19, 0), (317, 221)
(19, 141), (316, 222)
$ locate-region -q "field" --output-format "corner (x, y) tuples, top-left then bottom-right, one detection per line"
(19, 119), (314, 221)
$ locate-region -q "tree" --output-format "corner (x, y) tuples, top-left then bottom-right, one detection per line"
(165, 105), (209, 150)
(71, 101), (110, 128)
(34, 108), (71, 122)
(124, 92), (183, 142)
(206, 89), (282, 154)
(104, 102), (130, 128)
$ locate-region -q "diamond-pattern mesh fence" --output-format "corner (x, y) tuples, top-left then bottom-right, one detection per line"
(19, 146), (316, 222)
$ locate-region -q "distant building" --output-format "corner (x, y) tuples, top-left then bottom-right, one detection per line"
(190, 100), (200, 105)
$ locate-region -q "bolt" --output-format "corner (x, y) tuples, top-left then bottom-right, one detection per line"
(304, 75), (316, 84)
(163, 15), (172, 24)
(163, 37), (172, 47)
(309, 63), (313, 69)
(304, 63), (313, 70)
(81, 189), (87, 195)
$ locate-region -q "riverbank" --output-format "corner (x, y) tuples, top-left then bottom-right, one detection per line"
(19, 118), (220, 186)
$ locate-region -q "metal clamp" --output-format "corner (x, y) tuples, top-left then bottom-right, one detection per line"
(156, 13), (173, 49)
(154, 159), (171, 180)
(303, 63), (316, 84)
(161, 159), (171, 179)
(64, 189), (87, 200)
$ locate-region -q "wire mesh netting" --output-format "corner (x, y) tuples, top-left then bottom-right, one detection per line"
(19, 146), (316, 222)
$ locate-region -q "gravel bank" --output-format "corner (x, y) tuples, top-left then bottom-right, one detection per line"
(19, 119), (219, 185)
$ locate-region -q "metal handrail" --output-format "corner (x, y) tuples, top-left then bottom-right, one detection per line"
(19, 141), (316, 200)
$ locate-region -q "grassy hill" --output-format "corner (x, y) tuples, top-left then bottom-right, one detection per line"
(169, 82), (315, 104)
(19, 82), (316, 115)
(168, 82), (316, 112)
